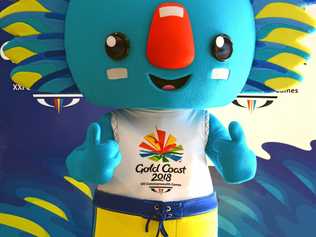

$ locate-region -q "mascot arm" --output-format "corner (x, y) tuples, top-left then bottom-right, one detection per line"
(66, 113), (122, 185)
(205, 114), (257, 184)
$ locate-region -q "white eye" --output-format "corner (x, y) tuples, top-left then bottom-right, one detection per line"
(212, 34), (233, 61)
(216, 36), (225, 48)
(106, 36), (117, 48)
(0, 41), (10, 60)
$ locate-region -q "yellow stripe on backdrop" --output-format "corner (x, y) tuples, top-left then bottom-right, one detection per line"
(267, 53), (306, 75)
(12, 71), (42, 89)
(0, 0), (50, 19)
(265, 77), (300, 93)
(64, 176), (93, 200)
(4, 47), (37, 64)
(260, 28), (310, 53)
(3, 22), (41, 37)
(24, 197), (69, 221)
(256, 2), (316, 27)
(0, 213), (50, 237)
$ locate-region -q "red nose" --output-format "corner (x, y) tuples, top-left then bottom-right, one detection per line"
(147, 3), (195, 70)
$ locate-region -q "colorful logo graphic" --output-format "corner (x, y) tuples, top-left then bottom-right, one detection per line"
(233, 95), (278, 112)
(139, 129), (184, 162)
(33, 94), (83, 113)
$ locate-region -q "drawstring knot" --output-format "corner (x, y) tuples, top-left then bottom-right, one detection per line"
(145, 204), (174, 237)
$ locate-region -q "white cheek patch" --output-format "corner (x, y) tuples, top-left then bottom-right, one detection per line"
(211, 68), (230, 80)
(159, 6), (184, 18)
(106, 68), (128, 80)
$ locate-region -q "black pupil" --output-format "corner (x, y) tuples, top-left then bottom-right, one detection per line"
(105, 32), (129, 60)
(212, 34), (233, 61)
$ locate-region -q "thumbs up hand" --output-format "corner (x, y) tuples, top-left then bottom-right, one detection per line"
(213, 122), (257, 184)
(66, 123), (122, 184)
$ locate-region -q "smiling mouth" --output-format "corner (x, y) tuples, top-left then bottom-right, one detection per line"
(149, 74), (191, 91)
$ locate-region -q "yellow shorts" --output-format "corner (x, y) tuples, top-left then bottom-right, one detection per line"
(93, 207), (218, 237)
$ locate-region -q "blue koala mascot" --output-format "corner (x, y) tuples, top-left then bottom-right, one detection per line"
(1, 0), (315, 236)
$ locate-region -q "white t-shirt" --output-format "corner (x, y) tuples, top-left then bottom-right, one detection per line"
(97, 109), (214, 202)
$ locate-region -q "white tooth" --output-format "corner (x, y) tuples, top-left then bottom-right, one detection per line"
(0, 41), (10, 61)
(211, 68), (230, 80)
(107, 68), (128, 80)
(159, 6), (184, 18)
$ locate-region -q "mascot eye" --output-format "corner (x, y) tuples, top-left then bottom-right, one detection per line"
(211, 34), (233, 61)
(105, 32), (129, 60)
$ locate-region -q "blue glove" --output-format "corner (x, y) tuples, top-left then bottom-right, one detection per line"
(213, 122), (257, 184)
(66, 123), (122, 184)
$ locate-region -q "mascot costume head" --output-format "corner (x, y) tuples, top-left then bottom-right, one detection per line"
(1, 0), (315, 237)
(1, 0), (315, 107)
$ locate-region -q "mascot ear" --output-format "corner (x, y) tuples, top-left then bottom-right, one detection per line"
(244, 0), (316, 93)
(0, 0), (78, 93)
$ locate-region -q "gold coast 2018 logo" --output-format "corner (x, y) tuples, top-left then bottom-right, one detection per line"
(138, 129), (184, 162)
(137, 129), (186, 194)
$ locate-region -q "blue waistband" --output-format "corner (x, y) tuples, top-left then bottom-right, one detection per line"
(94, 191), (217, 237)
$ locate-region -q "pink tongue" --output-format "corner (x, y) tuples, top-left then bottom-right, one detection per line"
(162, 85), (176, 90)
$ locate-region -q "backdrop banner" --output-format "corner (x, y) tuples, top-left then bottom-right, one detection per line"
(0, 1), (315, 237)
